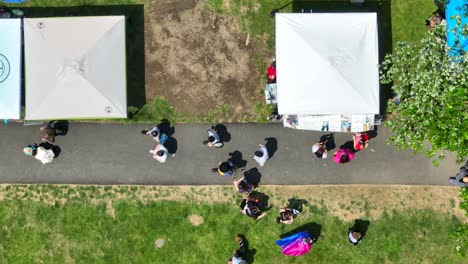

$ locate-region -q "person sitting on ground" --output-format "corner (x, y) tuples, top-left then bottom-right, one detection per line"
(276, 208), (300, 225)
(353, 133), (369, 152)
(312, 139), (328, 159)
(203, 126), (223, 148)
(149, 144), (174, 163)
(240, 197), (266, 220)
(141, 125), (168, 144)
(233, 176), (256, 194)
(332, 148), (355, 164)
(227, 250), (246, 264)
(23, 144), (55, 165)
(253, 144), (269, 167)
(212, 159), (238, 178)
(449, 163), (468, 187)
(348, 228), (362, 246)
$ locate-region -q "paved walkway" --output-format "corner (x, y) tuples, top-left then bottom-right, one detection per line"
(0, 122), (459, 185)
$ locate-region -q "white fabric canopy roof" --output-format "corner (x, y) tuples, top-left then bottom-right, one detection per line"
(276, 13), (379, 115)
(24, 16), (127, 120)
(0, 19), (21, 119)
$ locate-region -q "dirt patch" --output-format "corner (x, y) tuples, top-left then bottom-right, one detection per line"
(188, 214), (204, 226)
(145, 0), (264, 121)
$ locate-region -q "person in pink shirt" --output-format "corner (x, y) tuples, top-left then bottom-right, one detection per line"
(332, 148), (355, 164)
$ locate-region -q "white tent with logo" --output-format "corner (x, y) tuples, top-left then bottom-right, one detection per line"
(275, 13), (379, 115)
(0, 19), (21, 120)
(24, 16), (127, 120)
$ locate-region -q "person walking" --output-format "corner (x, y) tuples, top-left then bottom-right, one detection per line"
(212, 159), (240, 178)
(449, 162), (468, 187)
(233, 176), (256, 194)
(141, 125), (168, 144)
(353, 132), (370, 152)
(253, 144), (269, 167)
(23, 144), (55, 165)
(149, 143), (174, 163)
(203, 126), (223, 148)
(332, 148), (355, 164)
(312, 139), (328, 159)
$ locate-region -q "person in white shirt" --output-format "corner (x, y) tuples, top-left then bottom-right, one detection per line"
(312, 142), (328, 159)
(149, 144), (174, 163)
(23, 145), (55, 165)
(204, 126), (223, 148)
(253, 144), (268, 166)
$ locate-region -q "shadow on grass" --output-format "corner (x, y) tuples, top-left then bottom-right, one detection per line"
(291, 0), (393, 114)
(280, 222), (322, 240)
(20, 5), (146, 111)
(286, 198), (308, 212)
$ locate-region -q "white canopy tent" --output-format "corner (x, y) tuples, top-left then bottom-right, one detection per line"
(276, 13), (379, 115)
(24, 16), (127, 120)
(0, 19), (21, 119)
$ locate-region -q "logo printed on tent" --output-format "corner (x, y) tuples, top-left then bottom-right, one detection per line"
(0, 54), (10, 83)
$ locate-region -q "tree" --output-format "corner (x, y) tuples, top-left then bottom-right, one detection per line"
(380, 25), (468, 165)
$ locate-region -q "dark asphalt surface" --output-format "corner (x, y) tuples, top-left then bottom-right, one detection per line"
(0, 122), (459, 185)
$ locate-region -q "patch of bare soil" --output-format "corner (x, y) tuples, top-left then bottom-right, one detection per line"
(145, 0), (264, 121)
(188, 214), (204, 226)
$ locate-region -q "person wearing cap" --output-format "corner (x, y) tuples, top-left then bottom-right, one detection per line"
(141, 125), (168, 144)
(253, 144), (269, 167)
(23, 144), (55, 165)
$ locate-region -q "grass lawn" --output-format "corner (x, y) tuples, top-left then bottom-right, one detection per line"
(0, 185), (465, 263)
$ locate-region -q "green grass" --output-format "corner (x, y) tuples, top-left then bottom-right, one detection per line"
(391, 0), (436, 44)
(0, 198), (463, 263)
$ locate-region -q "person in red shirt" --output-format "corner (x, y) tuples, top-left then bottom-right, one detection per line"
(353, 133), (369, 151)
(267, 60), (276, 83)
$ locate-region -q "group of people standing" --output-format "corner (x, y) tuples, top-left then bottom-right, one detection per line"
(312, 132), (371, 164)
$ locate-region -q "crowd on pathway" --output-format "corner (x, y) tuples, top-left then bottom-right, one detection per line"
(20, 119), (466, 261)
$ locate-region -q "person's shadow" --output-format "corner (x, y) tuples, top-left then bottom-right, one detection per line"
(280, 222), (322, 241)
(229, 150), (247, 169)
(50, 120), (69, 136)
(367, 126), (378, 139)
(214, 124), (231, 143)
(244, 168), (262, 186)
(340, 140), (357, 153)
(349, 219), (371, 239)
(320, 133), (336, 151)
(157, 119), (175, 137)
(163, 137), (178, 154)
(264, 137), (278, 159)
(286, 198), (308, 212)
(39, 142), (62, 158)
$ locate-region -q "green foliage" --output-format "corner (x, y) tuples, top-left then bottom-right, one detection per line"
(452, 188), (468, 258)
(380, 26), (468, 165)
(253, 102), (274, 123)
